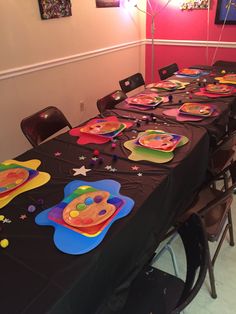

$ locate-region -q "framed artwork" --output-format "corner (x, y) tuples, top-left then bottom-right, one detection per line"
(96, 0), (120, 8)
(180, 0), (209, 10)
(38, 0), (72, 20)
(215, 0), (236, 24)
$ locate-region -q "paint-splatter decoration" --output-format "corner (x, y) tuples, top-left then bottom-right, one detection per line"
(35, 180), (134, 254)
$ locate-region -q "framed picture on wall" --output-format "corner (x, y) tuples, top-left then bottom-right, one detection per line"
(215, 0), (236, 24)
(38, 0), (72, 20)
(96, 0), (120, 8)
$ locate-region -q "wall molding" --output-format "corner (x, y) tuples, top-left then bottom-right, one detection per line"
(0, 40), (146, 81)
(149, 39), (236, 48)
(1, 38), (235, 81)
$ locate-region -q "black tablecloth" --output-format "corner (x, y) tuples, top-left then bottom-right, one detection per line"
(1, 117), (209, 314)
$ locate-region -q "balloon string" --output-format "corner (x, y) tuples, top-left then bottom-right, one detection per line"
(211, 0), (233, 65)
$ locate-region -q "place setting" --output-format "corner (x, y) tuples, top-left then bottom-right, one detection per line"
(162, 102), (218, 122)
(124, 129), (189, 163)
(124, 93), (167, 111)
(145, 79), (189, 92)
(69, 116), (133, 144)
(194, 83), (236, 98)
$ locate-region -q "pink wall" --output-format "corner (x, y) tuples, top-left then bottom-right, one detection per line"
(145, 1), (236, 82)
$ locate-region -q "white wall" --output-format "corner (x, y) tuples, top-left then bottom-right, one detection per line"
(0, 0), (146, 160)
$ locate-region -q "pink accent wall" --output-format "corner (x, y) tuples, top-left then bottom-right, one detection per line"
(145, 1), (236, 82)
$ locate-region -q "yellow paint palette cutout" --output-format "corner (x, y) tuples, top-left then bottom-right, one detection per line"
(0, 159), (50, 209)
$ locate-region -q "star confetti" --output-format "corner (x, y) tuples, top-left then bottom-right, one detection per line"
(72, 166), (91, 176)
(110, 168), (117, 172)
(79, 155), (86, 160)
(92, 157), (99, 161)
(54, 152), (62, 157)
(131, 166), (139, 170)
(105, 165), (112, 170)
(19, 214), (27, 220)
(2, 218), (11, 224)
(137, 173), (143, 177)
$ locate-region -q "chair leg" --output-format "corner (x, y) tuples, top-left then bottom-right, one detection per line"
(206, 241), (217, 299)
(228, 209), (235, 246)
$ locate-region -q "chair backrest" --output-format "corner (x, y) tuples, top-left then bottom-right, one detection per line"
(119, 73), (145, 93)
(209, 131), (236, 175)
(97, 90), (127, 116)
(212, 60), (236, 70)
(158, 63), (179, 80)
(20, 106), (72, 147)
(172, 213), (208, 313)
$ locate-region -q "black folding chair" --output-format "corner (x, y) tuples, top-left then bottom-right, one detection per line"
(121, 214), (208, 314)
(158, 63), (179, 80)
(97, 90), (127, 116)
(21, 106), (72, 147)
(119, 73), (145, 93)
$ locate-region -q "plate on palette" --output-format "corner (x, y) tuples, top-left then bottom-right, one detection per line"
(138, 132), (182, 152)
(80, 121), (122, 135)
(0, 167), (29, 195)
(177, 68), (201, 76)
(179, 103), (214, 117)
(126, 94), (162, 107)
(205, 84), (232, 94)
(35, 180), (134, 254)
(62, 189), (123, 228)
(223, 74), (236, 82)
(80, 121), (126, 138)
(146, 81), (182, 91)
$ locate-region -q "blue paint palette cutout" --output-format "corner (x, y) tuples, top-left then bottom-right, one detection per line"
(35, 180), (134, 255)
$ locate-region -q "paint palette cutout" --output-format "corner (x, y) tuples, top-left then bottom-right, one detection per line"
(80, 121), (126, 138)
(48, 185), (124, 235)
(223, 74), (236, 82)
(126, 94), (163, 107)
(35, 180), (134, 254)
(124, 130), (188, 163)
(146, 80), (184, 91)
(179, 103), (214, 117)
(177, 68), (201, 76)
(0, 160), (51, 209)
(205, 84), (232, 94)
(69, 116), (133, 145)
(138, 132), (182, 152)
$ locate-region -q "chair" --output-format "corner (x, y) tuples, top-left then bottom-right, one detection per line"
(97, 90), (127, 116)
(121, 213), (208, 314)
(208, 131), (236, 190)
(212, 60), (236, 71)
(20, 106), (72, 147)
(179, 167), (236, 299)
(158, 63), (179, 80)
(119, 73), (145, 94)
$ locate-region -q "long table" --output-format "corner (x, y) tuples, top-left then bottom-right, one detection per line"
(115, 68), (236, 147)
(0, 113), (209, 313)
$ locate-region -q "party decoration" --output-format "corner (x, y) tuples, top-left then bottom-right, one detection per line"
(0, 160), (50, 209)
(124, 130), (188, 163)
(205, 84), (232, 94)
(195, 86), (236, 98)
(180, 0), (209, 10)
(35, 180), (134, 254)
(163, 108), (204, 121)
(126, 93), (163, 109)
(176, 68), (209, 78)
(215, 74), (236, 85)
(179, 103), (214, 117)
(146, 80), (189, 91)
(72, 166), (91, 176)
(70, 116), (132, 145)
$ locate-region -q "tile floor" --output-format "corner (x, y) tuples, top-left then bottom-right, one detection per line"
(153, 196), (236, 314)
